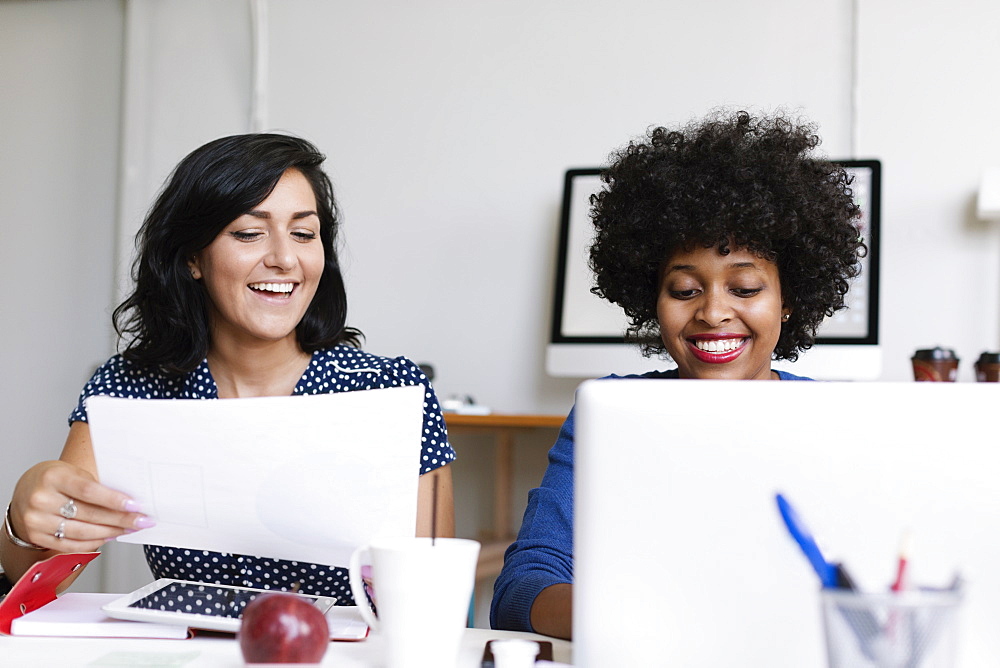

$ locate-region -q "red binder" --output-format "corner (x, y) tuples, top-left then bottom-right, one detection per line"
(0, 552), (100, 634)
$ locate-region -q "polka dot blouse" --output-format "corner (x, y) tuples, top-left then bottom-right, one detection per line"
(69, 345), (455, 604)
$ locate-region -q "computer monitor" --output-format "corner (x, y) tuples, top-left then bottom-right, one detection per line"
(545, 160), (882, 380)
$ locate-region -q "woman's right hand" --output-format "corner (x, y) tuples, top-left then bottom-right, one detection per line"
(8, 459), (152, 554)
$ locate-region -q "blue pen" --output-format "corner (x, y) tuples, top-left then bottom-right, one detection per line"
(775, 493), (840, 588)
(775, 493), (878, 660)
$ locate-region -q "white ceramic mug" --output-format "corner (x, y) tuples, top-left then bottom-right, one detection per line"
(348, 537), (480, 668)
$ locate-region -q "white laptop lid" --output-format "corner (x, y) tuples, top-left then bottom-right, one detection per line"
(574, 379), (1000, 667)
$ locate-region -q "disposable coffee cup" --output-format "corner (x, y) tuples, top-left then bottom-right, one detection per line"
(974, 352), (1000, 382)
(911, 347), (959, 382)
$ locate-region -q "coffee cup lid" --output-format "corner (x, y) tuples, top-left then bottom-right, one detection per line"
(912, 347), (959, 361)
(977, 351), (1000, 365)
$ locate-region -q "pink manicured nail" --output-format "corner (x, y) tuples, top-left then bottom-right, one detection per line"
(134, 516), (156, 529)
(123, 499), (141, 513)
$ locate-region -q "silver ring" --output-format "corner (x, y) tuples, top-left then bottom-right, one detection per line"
(59, 498), (78, 520)
(54, 520), (66, 540)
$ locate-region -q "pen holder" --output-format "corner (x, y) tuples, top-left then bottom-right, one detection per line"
(821, 588), (963, 668)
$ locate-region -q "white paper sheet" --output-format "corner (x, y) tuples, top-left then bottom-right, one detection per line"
(87, 385), (425, 567)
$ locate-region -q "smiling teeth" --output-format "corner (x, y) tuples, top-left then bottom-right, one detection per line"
(249, 282), (294, 293)
(694, 338), (744, 353)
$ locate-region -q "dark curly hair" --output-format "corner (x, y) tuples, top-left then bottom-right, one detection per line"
(114, 133), (362, 375)
(589, 110), (865, 362)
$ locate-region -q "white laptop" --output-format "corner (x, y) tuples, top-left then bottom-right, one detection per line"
(573, 379), (1000, 667)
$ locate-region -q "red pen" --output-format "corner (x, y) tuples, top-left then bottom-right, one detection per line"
(891, 530), (912, 592)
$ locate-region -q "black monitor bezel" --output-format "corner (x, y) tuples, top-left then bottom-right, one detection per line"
(549, 160), (881, 346)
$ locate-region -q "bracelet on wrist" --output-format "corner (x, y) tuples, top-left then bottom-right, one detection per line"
(4, 503), (47, 551)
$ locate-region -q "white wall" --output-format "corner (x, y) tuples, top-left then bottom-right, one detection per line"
(114, 0), (859, 416)
(101, 0), (1000, 409)
(3, 0), (1000, 596)
(0, 0), (124, 592)
(271, 0), (857, 410)
(113, 0), (257, 304)
(858, 1), (1000, 380)
(268, 0), (999, 393)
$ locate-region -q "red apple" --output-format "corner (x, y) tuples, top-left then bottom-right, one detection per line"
(239, 592), (329, 664)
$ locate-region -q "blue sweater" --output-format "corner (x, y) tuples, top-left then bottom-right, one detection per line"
(489, 368), (812, 632)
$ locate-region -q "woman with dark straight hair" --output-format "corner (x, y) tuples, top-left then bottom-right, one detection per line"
(115, 133), (361, 374)
(1, 134), (455, 601)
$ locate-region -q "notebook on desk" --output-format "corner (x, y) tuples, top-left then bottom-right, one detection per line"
(10, 593), (189, 639)
(573, 379), (1000, 668)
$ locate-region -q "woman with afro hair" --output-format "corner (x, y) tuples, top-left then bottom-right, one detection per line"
(491, 110), (865, 639)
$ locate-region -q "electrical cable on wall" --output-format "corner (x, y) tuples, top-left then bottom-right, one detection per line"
(249, 0), (269, 132)
(849, 0), (860, 159)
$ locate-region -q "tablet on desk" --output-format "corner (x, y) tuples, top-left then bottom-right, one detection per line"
(102, 579), (368, 640)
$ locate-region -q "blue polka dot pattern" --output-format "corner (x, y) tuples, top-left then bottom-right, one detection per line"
(70, 345), (455, 603)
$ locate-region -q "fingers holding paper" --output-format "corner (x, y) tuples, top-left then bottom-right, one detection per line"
(62, 420), (154, 535)
(9, 459), (152, 552)
(5, 421), (153, 557)
(1, 454), (149, 589)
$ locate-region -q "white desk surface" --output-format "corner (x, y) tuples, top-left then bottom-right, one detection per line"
(0, 627), (571, 667)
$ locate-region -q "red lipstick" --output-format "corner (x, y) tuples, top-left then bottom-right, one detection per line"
(686, 335), (748, 364)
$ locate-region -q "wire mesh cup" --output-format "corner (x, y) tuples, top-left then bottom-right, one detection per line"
(821, 588), (964, 668)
